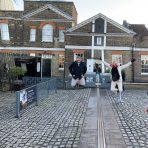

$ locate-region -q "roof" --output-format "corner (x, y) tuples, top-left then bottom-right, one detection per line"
(66, 13), (136, 35)
(21, 4), (72, 20)
(129, 24), (148, 36)
(24, 0), (73, 2)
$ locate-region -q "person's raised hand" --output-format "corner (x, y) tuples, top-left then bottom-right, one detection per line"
(131, 58), (136, 63)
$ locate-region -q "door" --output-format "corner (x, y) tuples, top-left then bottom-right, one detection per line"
(42, 59), (51, 77)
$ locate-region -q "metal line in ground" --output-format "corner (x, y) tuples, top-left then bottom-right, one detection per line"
(97, 87), (106, 148)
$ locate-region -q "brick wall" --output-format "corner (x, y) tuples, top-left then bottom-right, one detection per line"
(106, 36), (133, 46)
(66, 35), (92, 46)
(107, 22), (126, 33)
(73, 23), (92, 33)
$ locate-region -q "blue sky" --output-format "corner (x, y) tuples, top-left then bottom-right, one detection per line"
(72, 0), (148, 27)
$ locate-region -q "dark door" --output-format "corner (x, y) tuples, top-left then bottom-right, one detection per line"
(42, 59), (51, 77)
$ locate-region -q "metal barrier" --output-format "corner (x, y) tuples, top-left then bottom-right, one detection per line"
(63, 73), (111, 89)
(22, 76), (51, 87)
(15, 78), (57, 118)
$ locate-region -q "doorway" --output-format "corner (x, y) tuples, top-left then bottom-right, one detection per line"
(42, 59), (51, 77)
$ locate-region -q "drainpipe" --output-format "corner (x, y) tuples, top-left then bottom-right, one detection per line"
(91, 21), (95, 59)
(131, 43), (135, 82)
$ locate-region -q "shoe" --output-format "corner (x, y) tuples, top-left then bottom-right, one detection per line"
(116, 99), (121, 103)
(120, 100), (124, 103)
(116, 99), (124, 103)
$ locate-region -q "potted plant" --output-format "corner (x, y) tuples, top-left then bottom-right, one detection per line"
(8, 66), (26, 91)
(9, 66), (26, 80)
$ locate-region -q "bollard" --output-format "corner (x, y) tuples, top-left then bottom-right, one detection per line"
(15, 91), (20, 118)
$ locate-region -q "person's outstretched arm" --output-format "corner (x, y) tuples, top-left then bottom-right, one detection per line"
(120, 59), (136, 70)
(99, 59), (112, 69)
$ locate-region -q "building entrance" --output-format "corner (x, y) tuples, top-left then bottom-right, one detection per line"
(42, 59), (51, 77)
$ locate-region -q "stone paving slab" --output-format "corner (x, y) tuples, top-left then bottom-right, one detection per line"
(0, 89), (91, 148)
(100, 89), (126, 148)
(79, 88), (98, 148)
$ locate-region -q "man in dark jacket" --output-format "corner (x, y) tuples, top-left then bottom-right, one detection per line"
(69, 56), (87, 87)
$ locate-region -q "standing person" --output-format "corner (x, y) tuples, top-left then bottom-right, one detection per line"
(99, 58), (136, 102)
(94, 63), (101, 74)
(69, 56), (87, 88)
(94, 63), (101, 83)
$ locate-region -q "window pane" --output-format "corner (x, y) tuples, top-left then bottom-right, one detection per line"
(0, 23), (10, 40)
(112, 55), (122, 64)
(94, 36), (104, 46)
(59, 30), (65, 42)
(96, 37), (101, 45)
(30, 29), (36, 42)
(59, 55), (64, 69)
(42, 24), (53, 42)
(141, 55), (148, 73)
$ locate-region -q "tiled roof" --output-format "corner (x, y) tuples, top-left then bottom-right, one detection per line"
(129, 24), (148, 36)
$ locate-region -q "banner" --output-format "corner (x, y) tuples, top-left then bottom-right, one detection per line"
(87, 59), (94, 73)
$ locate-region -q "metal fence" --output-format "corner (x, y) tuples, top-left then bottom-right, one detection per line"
(16, 78), (57, 118)
(63, 73), (111, 89)
(22, 76), (51, 87)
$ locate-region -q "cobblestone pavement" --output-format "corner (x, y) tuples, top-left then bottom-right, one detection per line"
(107, 89), (148, 148)
(0, 89), (90, 148)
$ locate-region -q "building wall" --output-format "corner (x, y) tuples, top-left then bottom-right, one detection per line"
(107, 22), (126, 33)
(0, 0), (77, 79)
(106, 36), (133, 47)
(73, 23), (92, 33)
(65, 15), (138, 82)
(66, 35), (92, 46)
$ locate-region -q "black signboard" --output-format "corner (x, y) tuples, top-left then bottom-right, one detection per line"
(20, 86), (37, 109)
(26, 86), (37, 105)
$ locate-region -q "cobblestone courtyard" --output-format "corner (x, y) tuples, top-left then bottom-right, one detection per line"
(0, 89), (90, 148)
(108, 89), (148, 148)
(0, 89), (148, 148)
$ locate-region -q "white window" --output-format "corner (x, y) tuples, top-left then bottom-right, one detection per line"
(74, 53), (84, 61)
(30, 29), (36, 42)
(59, 55), (65, 70)
(59, 30), (65, 42)
(141, 55), (148, 74)
(42, 24), (53, 42)
(0, 23), (10, 40)
(112, 55), (122, 64)
(96, 37), (102, 45)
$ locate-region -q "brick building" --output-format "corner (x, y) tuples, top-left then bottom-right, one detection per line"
(65, 13), (148, 82)
(0, 0), (77, 79)
(1, 1), (148, 83)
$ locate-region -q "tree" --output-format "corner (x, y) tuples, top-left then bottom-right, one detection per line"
(9, 66), (26, 80)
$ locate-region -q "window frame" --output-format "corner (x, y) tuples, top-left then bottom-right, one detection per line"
(94, 36), (104, 46)
(141, 55), (148, 75)
(42, 24), (53, 42)
(30, 28), (36, 42)
(59, 30), (65, 42)
(0, 23), (10, 41)
(58, 54), (65, 70)
(112, 54), (122, 65)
